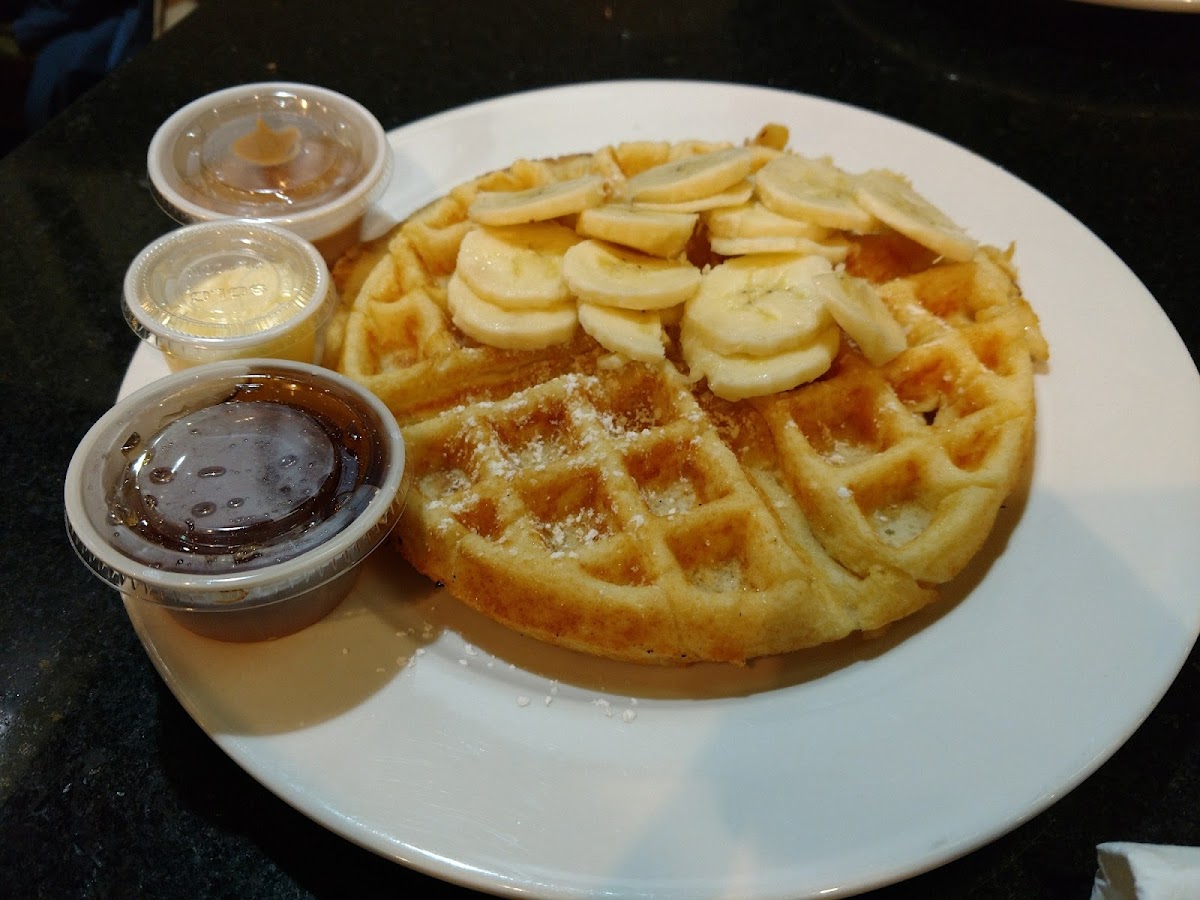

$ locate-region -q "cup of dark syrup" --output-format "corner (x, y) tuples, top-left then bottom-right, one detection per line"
(65, 360), (407, 641)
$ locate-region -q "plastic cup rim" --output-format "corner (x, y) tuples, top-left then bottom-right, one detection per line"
(146, 81), (392, 239)
(64, 358), (406, 600)
(122, 218), (334, 351)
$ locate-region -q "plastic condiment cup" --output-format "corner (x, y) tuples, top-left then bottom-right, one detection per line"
(64, 359), (408, 642)
(123, 219), (336, 372)
(147, 82), (392, 262)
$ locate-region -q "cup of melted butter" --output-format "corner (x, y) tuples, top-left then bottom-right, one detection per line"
(124, 219), (336, 371)
(148, 82), (392, 262)
(64, 360), (408, 641)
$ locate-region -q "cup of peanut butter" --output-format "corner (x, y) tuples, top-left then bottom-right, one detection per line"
(147, 82), (392, 262)
(123, 219), (337, 371)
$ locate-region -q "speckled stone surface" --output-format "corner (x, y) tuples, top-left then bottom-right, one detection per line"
(1, 0), (1197, 896)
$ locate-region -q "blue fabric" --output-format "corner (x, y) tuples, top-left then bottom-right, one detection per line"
(12, 0), (151, 130)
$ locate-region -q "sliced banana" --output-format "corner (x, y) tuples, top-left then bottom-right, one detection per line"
(578, 302), (667, 362)
(438, 133), (976, 395)
(575, 203), (697, 258)
(745, 144), (785, 171)
(446, 272), (577, 350)
(561, 239), (702, 311)
(683, 253), (834, 357)
(705, 202), (829, 241)
(813, 271), (907, 366)
(853, 169), (978, 262)
(632, 180), (754, 213)
(456, 223), (580, 309)
(755, 154), (878, 232)
(750, 122), (790, 152)
(467, 174), (607, 226)
(623, 147), (757, 204)
(709, 235), (847, 262)
(681, 325), (840, 401)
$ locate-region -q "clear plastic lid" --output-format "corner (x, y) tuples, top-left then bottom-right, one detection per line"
(122, 219), (334, 360)
(63, 360), (409, 614)
(148, 82), (392, 241)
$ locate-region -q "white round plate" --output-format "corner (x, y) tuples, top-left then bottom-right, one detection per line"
(119, 81), (1200, 899)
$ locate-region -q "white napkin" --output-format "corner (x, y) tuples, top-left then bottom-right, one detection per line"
(1091, 842), (1200, 900)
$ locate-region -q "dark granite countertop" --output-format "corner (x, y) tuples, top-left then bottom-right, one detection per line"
(2, 0), (1198, 896)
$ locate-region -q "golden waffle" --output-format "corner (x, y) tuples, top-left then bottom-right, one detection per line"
(328, 133), (1047, 664)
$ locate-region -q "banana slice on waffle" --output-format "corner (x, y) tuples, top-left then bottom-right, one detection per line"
(329, 127), (1047, 665)
(575, 204), (698, 258)
(755, 154), (879, 232)
(456, 223), (580, 308)
(622, 146), (756, 203)
(854, 170), (979, 262)
(468, 174), (607, 225)
(562, 240), (701, 310)
(577, 302), (668, 361)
